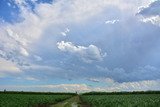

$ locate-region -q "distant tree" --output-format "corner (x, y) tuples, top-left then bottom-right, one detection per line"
(4, 89), (6, 92)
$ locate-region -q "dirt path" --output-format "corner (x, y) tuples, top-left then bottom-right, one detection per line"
(50, 96), (90, 107)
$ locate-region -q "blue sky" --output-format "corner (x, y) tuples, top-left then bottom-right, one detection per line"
(0, 0), (160, 92)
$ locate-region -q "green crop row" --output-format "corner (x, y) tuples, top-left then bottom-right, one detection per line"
(81, 94), (160, 107)
(0, 93), (73, 107)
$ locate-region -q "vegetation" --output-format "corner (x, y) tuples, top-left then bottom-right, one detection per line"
(1, 91), (160, 107)
(0, 91), (76, 107)
(81, 92), (160, 107)
(0, 91), (77, 95)
(82, 91), (160, 95)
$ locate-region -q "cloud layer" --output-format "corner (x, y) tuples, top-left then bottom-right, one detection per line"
(0, 79), (159, 92)
(0, 0), (160, 92)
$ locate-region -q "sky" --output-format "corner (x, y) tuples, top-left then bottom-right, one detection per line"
(0, 0), (160, 92)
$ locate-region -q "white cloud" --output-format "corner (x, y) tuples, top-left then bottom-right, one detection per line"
(87, 78), (100, 82)
(61, 32), (67, 36)
(105, 19), (119, 24)
(61, 28), (70, 36)
(0, 0), (159, 91)
(0, 79), (159, 92)
(137, 0), (160, 26)
(12, 0), (145, 25)
(0, 0), (151, 65)
(141, 15), (160, 26)
(57, 41), (106, 63)
(0, 28), (30, 66)
(87, 78), (160, 92)
(7, 2), (11, 7)
(0, 84), (90, 92)
(6, 28), (28, 46)
(14, 0), (26, 5)
(20, 47), (29, 57)
(0, 58), (21, 77)
(1, 0), (114, 66)
(137, 0), (160, 16)
(25, 77), (39, 81)
(110, 80), (160, 91)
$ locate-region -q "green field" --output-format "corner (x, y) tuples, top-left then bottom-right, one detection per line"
(0, 92), (75, 107)
(1, 91), (160, 107)
(81, 94), (160, 107)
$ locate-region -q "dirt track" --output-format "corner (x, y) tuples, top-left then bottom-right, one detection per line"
(50, 96), (91, 107)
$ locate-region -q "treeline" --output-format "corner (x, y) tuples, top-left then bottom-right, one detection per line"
(82, 91), (160, 95)
(0, 91), (77, 95)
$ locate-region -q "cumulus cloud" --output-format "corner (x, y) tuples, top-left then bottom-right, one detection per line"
(1, 0), (115, 65)
(30, 0), (122, 24)
(0, 0), (152, 66)
(0, 0), (54, 65)
(137, 0), (160, 26)
(57, 41), (106, 63)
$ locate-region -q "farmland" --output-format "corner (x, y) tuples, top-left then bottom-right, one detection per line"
(1, 91), (160, 107)
(81, 92), (160, 107)
(0, 91), (75, 107)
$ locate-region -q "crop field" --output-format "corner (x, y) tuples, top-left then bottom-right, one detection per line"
(0, 92), (74, 107)
(81, 94), (160, 107)
(1, 91), (160, 107)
